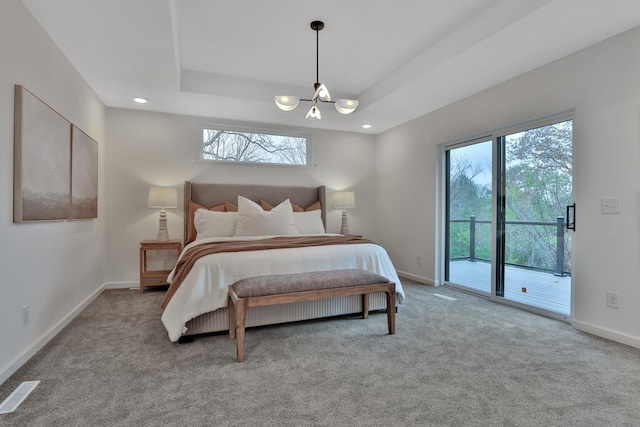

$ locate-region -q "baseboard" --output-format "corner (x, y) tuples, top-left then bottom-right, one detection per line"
(572, 320), (640, 349)
(396, 270), (437, 286)
(0, 284), (106, 385)
(104, 281), (138, 290)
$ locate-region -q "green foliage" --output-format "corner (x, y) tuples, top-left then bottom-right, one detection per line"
(448, 120), (572, 273)
(448, 146), (493, 261)
(449, 149), (492, 221)
(505, 121), (572, 272)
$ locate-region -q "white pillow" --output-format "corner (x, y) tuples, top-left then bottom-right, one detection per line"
(234, 196), (298, 237)
(294, 210), (325, 234)
(194, 209), (238, 239)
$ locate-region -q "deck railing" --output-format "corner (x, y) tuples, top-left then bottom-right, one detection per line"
(450, 216), (568, 276)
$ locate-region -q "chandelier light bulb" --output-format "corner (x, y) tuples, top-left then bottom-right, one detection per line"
(306, 104), (322, 119)
(275, 95), (300, 111)
(335, 99), (359, 114)
(313, 83), (331, 102)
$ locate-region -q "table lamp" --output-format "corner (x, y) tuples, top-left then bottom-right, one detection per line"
(148, 187), (178, 241)
(334, 191), (355, 235)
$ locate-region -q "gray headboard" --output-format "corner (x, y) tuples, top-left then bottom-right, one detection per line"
(184, 181), (326, 242)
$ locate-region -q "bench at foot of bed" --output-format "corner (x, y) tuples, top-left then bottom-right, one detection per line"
(227, 269), (396, 362)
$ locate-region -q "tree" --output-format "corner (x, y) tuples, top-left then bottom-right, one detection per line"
(449, 152), (492, 260)
(449, 153), (491, 220)
(202, 129), (307, 165)
(447, 120), (573, 273)
(505, 120), (572, 272)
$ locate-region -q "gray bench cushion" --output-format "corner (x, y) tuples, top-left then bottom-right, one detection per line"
(231, 269), (390, 298)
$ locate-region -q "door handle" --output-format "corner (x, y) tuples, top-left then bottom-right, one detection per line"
(566, 203), (575, 231)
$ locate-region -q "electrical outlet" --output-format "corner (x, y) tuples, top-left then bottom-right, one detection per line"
(607, 291), (620, 308)
(417, 255), (422, 265)
(602, 198), (621, 214)
(22, 305), (29, 325)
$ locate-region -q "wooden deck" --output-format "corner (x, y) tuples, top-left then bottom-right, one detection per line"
(448, 260), (571, 315)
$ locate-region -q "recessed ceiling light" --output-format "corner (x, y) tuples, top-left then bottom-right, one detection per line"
(362, 124), (372, 129)
(133, 97), (148, 104)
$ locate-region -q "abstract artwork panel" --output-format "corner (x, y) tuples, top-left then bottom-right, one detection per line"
(71, 125), (98, 219)
(14, 85), (71, 222)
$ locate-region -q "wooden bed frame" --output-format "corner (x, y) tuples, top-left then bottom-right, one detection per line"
(180, 181), (389, 338)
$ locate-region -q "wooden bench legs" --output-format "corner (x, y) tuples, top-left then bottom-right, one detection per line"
(386, 287), (396, 335)
(228, 283), (396, 362)
(228, 296), (246, 361)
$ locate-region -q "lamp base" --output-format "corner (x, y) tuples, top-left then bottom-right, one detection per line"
(157, 210), (169, 241)
(340, 211), (350, 235)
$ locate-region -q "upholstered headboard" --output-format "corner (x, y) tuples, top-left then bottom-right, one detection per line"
(183, 181), (326, 244)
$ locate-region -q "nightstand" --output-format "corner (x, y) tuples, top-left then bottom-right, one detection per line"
(139, 239), (182, 293)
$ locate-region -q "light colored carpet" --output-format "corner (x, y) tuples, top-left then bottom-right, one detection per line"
(1, 281), (640, 426)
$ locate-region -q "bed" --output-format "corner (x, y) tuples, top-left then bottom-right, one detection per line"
(160, 181), (405, 342)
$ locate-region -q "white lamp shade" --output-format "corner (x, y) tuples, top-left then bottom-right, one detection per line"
(306, 104), (322, 119)
(334, 99), (359, 114)
(334, 191), (355, 209)
(148, 187), (178, 208)
(312, 83), (331, 102)
(275, 96), (300, 111)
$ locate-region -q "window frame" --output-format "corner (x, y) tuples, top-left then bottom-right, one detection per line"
(197, 123), (313, 167)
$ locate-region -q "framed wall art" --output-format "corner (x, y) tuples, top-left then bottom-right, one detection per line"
(71, 125), (98, 219)
(14, 85), (71, 222)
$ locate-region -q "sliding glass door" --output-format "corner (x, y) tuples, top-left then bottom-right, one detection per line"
(498, 120), (573, 315)
(445, 139), (493, 294)
(444, 116), (573, 318)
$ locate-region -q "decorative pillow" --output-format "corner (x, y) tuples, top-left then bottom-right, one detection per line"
(304, 201), (321, 211)
(266, 200), (320, 212)
(224, 201), (238, 212)
(194, 209), (238, 239)
(289, 202), (305, 212)
(259, 200), (274, 211)
(234, 196), (298, 237)
(188, 201), (225, 243)
(294, 210), (325, 234)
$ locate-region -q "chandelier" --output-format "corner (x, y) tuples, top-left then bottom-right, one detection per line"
(275, 21), (359, 120)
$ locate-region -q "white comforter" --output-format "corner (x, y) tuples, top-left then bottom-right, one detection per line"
(161, 234), (405, 342)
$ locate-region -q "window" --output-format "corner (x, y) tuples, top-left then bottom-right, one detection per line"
(201, 127), (309, 166)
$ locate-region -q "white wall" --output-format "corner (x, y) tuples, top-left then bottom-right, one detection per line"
(4, 0), (637, 386)
(0, 0), (106, 383)
(377, 26), (640, 347)
(104, 109), (377, 285)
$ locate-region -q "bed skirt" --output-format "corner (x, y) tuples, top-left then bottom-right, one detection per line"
(183, 291), (390, 336)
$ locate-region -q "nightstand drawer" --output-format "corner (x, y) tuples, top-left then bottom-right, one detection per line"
(141, 270), (172, 286)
